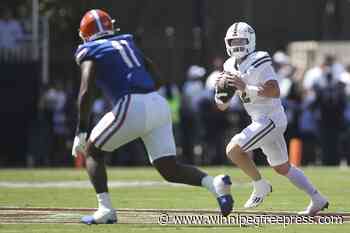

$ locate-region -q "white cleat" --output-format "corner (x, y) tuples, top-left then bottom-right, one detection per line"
(244, 179), (272, 209)
(81, 208), (117, 224)
(298, 194), (329, 216)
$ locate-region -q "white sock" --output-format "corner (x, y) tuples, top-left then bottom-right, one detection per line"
(96, 192), (113, 210)
(201, 175), (217, 196)
(286, 166), (318, 197)
(253, 179), (265, 188)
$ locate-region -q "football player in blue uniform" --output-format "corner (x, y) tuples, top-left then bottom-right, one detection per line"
(72, 9), (233, 224)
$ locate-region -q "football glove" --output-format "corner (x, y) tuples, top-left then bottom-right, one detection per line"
(215, 71), (238, 103)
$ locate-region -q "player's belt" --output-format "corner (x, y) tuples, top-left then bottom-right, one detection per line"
(241, 119), (275, 151)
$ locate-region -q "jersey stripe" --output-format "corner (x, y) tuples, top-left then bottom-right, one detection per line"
(243, 122), (275, 151)
(99, 94), (131, 148)
(93, 96), (126, 147)
(91, 10), (104, 32)
(111, 41), (134, 68)
(251, 55), (270, 66)
(254, 58), (272, 68)
(233, 22), (239, 35)
(120, 40), (141, 67)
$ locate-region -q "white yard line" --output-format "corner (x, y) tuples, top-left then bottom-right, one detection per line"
(0, 180), (250, 188)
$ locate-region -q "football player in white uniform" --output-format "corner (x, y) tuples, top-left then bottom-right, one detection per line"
(215, 22), (328, 215)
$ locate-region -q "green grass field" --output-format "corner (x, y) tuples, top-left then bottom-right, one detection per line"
(0, 166), (349, 232)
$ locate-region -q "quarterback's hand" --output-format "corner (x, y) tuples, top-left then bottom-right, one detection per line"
(72, 132), (87, 157)
(230, 76), (246, 91)
(215, 71), (237, 88)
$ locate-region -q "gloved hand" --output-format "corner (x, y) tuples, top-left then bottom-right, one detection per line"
(72, 132), (87, 157)
(215, 71), (239, 103)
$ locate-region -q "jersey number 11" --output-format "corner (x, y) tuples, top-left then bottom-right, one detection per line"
(111, 40), (141, 68)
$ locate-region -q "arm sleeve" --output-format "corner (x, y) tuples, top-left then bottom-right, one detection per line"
(258, 63), (278, 83)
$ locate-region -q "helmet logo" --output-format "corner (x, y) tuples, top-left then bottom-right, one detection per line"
(233, 22), (239, 36)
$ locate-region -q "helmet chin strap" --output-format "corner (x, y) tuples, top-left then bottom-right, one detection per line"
(79, 31), (87, 43)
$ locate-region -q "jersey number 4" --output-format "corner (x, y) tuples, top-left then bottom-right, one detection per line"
(111, 40), (141, 68)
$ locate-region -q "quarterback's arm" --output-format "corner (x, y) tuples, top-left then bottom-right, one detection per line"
(258, 80), (280, 98)
(143, 55), (164, 89)
(247, 63), (280, 98)
(76, 60), (97, 134)
(257, 63), (280, 98)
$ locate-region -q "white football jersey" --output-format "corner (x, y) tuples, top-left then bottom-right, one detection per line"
(223, 51), (287, 126)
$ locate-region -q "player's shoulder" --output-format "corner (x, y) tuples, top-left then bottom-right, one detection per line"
(74, 37), (116, 65)
(114, 33), (134, 39)
(74, 40), (101, 65)
(251, 51), (271, 59)
(75, 44), (91, 65)
(246, 51), (272, 69)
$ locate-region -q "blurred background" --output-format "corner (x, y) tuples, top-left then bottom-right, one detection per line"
(1, 0), (350, 168)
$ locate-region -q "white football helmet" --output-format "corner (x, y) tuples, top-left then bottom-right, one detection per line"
(225, 22), (256, 59)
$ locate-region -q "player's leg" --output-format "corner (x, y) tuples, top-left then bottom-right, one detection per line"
(264, 136), (329, 215)
(80, 94), (139, 224)
(81, 141), (116, 224)
(226, 143), (261, 181)
(149, 147), (233, 217)
(226, 119), (274, 208)
(154, 157), (232, 216)
(85, 142), (108, 194)
(153, 156), (206, 186)
(141, 95), (233, 216)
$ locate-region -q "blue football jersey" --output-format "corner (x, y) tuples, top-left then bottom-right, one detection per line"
(75, 34), (155, 104)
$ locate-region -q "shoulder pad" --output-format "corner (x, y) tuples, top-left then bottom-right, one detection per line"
(75, 45), (90, 65)
(253, 51), (270, 60)
(111, 33), (134, 41)
(249, 51), (272, 69)
(74, 42), (101, 65)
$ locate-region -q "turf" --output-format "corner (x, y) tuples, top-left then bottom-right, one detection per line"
(0, 166), (349, 232)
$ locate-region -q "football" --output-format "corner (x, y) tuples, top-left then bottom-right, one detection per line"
(215, 71), (237, 103)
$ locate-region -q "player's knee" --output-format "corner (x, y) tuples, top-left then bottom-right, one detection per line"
(162, 173), (177, 183)
(226, 141), (244, 161)
(158, 167), (178, 183)
(86, 140), (104, 159)
(272, 162), (290, 176)
(153, 156), (179, 183)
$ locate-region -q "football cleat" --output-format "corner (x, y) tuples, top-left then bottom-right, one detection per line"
(298, 194), (329, 216)
(213, 174), (234, 216)
(244, 179), (272, 209)
(81, 208), (117, 224)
